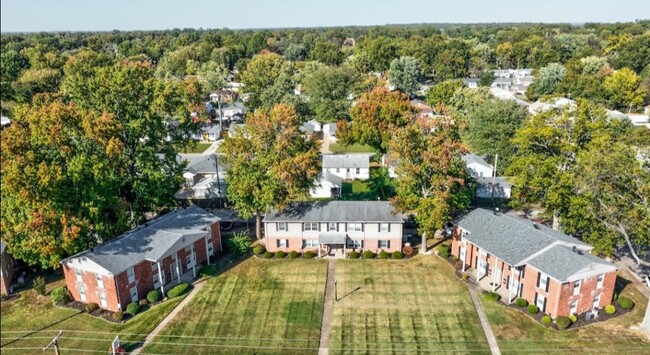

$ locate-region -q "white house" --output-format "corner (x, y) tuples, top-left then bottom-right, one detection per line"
(491, 77), (512, 90)
(323, 123), (337, 142)
(528, 97), (576, 115)
(493, 69), (511, 78)
(322, 154), (370, 180)
(475, 176), (512, 199)
(176, 155), (227, 200)
(310, 171), (343, 199)
(463, 78), (480, 89)
(191, 124), (221, 142)
(307, 119), (322, 132)
(462, 154), (494, 178)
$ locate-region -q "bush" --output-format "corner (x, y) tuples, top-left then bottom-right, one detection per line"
(484, 292), (501, 302)
(379, 250), (389, 259)
(392, 251), (404, 259)
(51, 286), (69, 305)
(556, 316), (571, 330)
(569, 314), (577, 323)
(289, 251), (299, 259)
(138, 298), (148, 307)
(348, 251), (360, 259)
(515, 298), (529, 307)
(403, 245), (414, 257)
(275, 251), (286, 259)
(304, 251), (315, 259)
(527, 304), (539, 314)
(363, 250), (374, 259)
(263, 251), (274, 259)
(605, 304), (616, 314)
(113, 311), (124, 321)
(437, 244), (450, 258)
(85, 302), (99, 313)
(147, 290), (161, 304)
(616, 296), (634, 310)
(253, 245), (266, 255)
(126, 302), (140, 316)
(541, 315), (552, 326)
(226, 231), (252, 255)
(198, 265), (217, 277)
(33, 276), (47, 295)
(167, 283), (191, 298)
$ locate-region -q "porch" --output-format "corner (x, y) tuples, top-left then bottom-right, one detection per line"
(462, 266), (519, 304)
(317, 232), (348, 259)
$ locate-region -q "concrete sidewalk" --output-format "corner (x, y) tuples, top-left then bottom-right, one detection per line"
(318, 260), (336, 355)
(468, 286), (501, 355)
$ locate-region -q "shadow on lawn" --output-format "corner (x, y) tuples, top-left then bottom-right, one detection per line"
(1, 311), (82, 347)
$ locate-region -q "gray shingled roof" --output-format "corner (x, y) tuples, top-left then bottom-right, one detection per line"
(64, 206), (221, 274)
(462, 154), (492, 169)
(265, 201), (403, 222)
(185, 154), (227, 175)
(319, 232), (347, 244)
(476, 176), (512, 188)
(457, 209), (590, 266)
(322, 154), (370, 169)
(527, 245), (616, 282)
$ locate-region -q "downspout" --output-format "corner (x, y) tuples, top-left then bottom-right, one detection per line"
(113, 273), (122, 312)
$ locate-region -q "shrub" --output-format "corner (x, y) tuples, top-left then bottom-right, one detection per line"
(616, 296), (634, 310)
(199, 265), (217, 277)
(515, 298), (529, 307)
(263, 251), (274, 259)
(569, 314), (577, 323)
(226, 231), (252, 255)
(85, 302), (99, 313)
(379, 250), (389, 259)
(126, 302), (140, 316)
(527, 304), (539, 314)
(33, 276), (47, 296)
(304, 251), (315, 259)
(484, 292), (501, 302)
(362, 250), (374, 259)
(437, 244), (450, 258)
(138, 298), (148, 307)
(147, 290), (161, 304)
(605, 304), (616, 314)
(275, 251), (286, 259)
(392, 251), (404, 259)
(289, 251), (299, 259)
(402, 245), (414, 257)
(113, 311), (124, 321)
(541, 315), (552, 326)
(253, 245), (265, 255)
(556, 316), (571, 330)
(51, 286), (69, 305)
(167, 283), (191, 298)
(348, 251), (360, 259)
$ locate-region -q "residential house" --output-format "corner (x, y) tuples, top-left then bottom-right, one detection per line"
(322, 154), (371, 180)
(209, 89), (238, 103)
(1, 116), (10, 129)
(264, 201), (403, 257)
(493, 69), (511, 78)
(528, 97), (576, 115)
(462, 154), (512, 199)
(306, 119), (322, 132)
(342, 38), (356, 48)
(191, 124), (221, 142)
(463, 78), (480, 89)
(512, 69), (533, 78)
(175, 155), (227, 201)
(489, 87), (530, 107)
(491, 77), (512, 90)
(310, 171), (343, 199)
(462, 154), (494, 178)
(451, 209), (617, 319)
(1, 240), (16, 296)
(410, 99), (434, 119)
(219, 102), (246, 121)
(299, 122), (316, 138)
(61, 206), (222, 312)
(323, 123), (338, 142)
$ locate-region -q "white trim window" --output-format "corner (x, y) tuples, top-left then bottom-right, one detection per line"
(379, 240), (389, 249)
(303, 222), (319, 231)
(127, 266), (135, 284)
(96, 273), (104, 288)
(379, 223), (390, 232)
(303, 240), (319, 248)
(593, 293), (601, 309)
(327, 222), (337, 232)
(573, 280), (581, 296)
(75, 268), (82, 282)
(130, 286), (138, 303)
(596, 274), (604, 289)
(538, 273), (549, 292)
(347, 240), (362, 248)
(535, 293), (546, 313)
(277, 239), (288, 248)
(570, 300), (577, 315)
(99, 292), (107, 308)
(153, 273), (161, 289)
(277, 222), (288, 231)
(346, 223), (363, 232)
(79, 287), (87, 302)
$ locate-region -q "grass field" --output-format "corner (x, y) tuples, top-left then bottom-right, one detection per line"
(143, 257), (328, 354)
(175, 142), (212, 153)
(480, 275), (650, 354)
(0, 278), (184, 353)
(329, 142), (377, 154)
(341, 180), (379, 201)
(329, 256), (491, 354)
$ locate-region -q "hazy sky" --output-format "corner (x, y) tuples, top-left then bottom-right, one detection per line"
(2, 0), (649, 32)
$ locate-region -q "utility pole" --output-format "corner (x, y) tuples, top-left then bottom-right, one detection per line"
(43, 330), (62, 355)
(214, 154), (223, 208)
(334, 279), (338, 302)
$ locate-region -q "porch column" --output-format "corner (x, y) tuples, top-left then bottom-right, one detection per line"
(492, 257), (499, 292)
(205, 236), (210, 265)
(477, 249), (483, 282)
(508, 275), (513, 303)
(318, 245), (321, 259)
(191, 244), (196, 278)
(175, 252), (181, 283)
(343, 243), (346, 259)
(157, 261), (165, 297)
(461, 242), (466, 272)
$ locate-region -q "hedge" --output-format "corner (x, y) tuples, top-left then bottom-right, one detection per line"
(85, 302), (99, 313)
(515, 298), (528, 307)
(288, 251), (299, 259)
(527, 304), (539, 314)
(147, 290), (161, 303)
(199, 265), (217, 277)
(555, 316), (571, 330)
(362, 250), (374, 259)
(275, 251), (286, 259)
(392, 251), (405, 259)
(304, 251), (316, 259)
(379, 250), (389, 259)
(252, 245), (266, 255)
(605, 304), (616, 314)
(263, 251), (274, 259)
(126, 302), (140, 316)
(348, 251), (360, 259)
(167, 283), (191, 298)
(484, 291), (501, 302)
(51, 286), (69, 305)
(437, 244), (450, 258)
(616, 296), (634, 309)
(113, 311), (124, 321)
(541, 315), (552, 326)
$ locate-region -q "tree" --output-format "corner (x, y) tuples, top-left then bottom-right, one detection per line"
(533, 63), (565, 97)
(479, 71), (495, 87)
(425, 80), (464, 113)
(361, 36), (399, 72)
(604, 68), (647, 112)
(389, 116), (472, 240)
(611, 34), (650, 73)
(12, 68), (62, 103)
(240, 53), (295, 111)
(367, 167), (395, 200)
(284, 43), (307, 61)
(309, 41), (343, 66)
(337, 87), (414, 154)
(387, 56), (422, 97)
(302, 65), (358, 123)
(220, 104), (320, 239)
(433, 40), (471, 80)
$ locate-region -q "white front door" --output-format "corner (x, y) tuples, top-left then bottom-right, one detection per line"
(130, 286), (138, 303)
(494, 266), (502, 285)
(593, 294), (601, 309)
(509, 277), (520, 295)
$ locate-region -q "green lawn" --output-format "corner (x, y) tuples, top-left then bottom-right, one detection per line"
(175, 142), (213, 153)
(329, 142), (377, 154)
(143, 257), (327, 354)
(480, 275), (650, 354)
(329, 256), (491, 354)
(341, 180), (378, 201)
(0, 278), (184, 353)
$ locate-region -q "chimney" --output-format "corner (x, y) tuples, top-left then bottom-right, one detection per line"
(533, 223), (540, 229)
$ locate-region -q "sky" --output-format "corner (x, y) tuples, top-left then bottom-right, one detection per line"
(2, 0), (649, 32)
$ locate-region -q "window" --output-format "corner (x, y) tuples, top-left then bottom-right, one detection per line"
(79, 288), (87, 302)
(75, 268), (82, 282)
(277, 239), (288, 248)
(347, 240), (362, 248)
(593, 294), (601, 309)
(130, 286), (138, 302)
(336, 168), (340, 173)
(573, 280), (581, 296)
(303, 240), (319, 248)
(379, 240), (389, 249)
(303, 222), (319, 231)
(127, 267), (135, 283)
(537, 273), (549, 292)
(96, 273), (104, 288)
(208, 242), (214, 255)
(99, 292), (107, 308)
(355, 168), (360, 174)
(597, 274), (604, 289)
(153, 273), (160, 288)
(379, 223), (390, 232)
(277, 222), (288, 231)
(327, 222), (337, 232)
(535, 293), (546, 313)
(346, 223), (363, 232)
(570, 301), (577, 315)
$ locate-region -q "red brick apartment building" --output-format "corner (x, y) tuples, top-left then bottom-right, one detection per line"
(451, 209), (617, 319)
(61, 206), (222, 312)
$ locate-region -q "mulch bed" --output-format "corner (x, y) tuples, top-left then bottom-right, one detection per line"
(506, 302), (633, 330)
(62, 300), (155, 323)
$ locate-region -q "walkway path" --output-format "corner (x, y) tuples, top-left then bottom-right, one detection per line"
(202, 139), (222, 155)
(616, 262), (650, 338)
(318, 260), (336, 355)
(321, 133), (332, 154)
(468, 286), (501, 355)
(131, 280), (207, 354)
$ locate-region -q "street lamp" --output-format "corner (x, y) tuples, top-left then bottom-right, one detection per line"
(334, 279), (338, 302)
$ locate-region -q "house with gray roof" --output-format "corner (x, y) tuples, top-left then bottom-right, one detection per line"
(322, 154), (371, 180)
(61, 206), (222, 312)
(176, 154), (227, 202)
(264, 201), (403, 258)
(451, 208), (617, 319)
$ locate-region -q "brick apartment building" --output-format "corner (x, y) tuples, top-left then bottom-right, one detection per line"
(264, 201), (403, 257)
(451, 208), (617, 319)
(61, 206), (222, 312)
(1, 240), (16, 296)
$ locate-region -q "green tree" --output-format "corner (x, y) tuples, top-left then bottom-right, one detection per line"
(425, 80), (464, 113)
(387, 56), (422, 97)
(479, 71), (495, 87)
(361, 36), (399, 72)
(309, 41), (343, 66)
(433, 40), (471, 80)
(302, 65), (358, 123)
(533, 63), (566, 97)
(240, 53), (295, 111)
(221, 104), (320, 239)
(611, 34), (650, 73)
(284, 43), (307, 61)
(12, 68), (62, 103)
(604, 68), (647, 112)
(367, 167), (395, 200)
